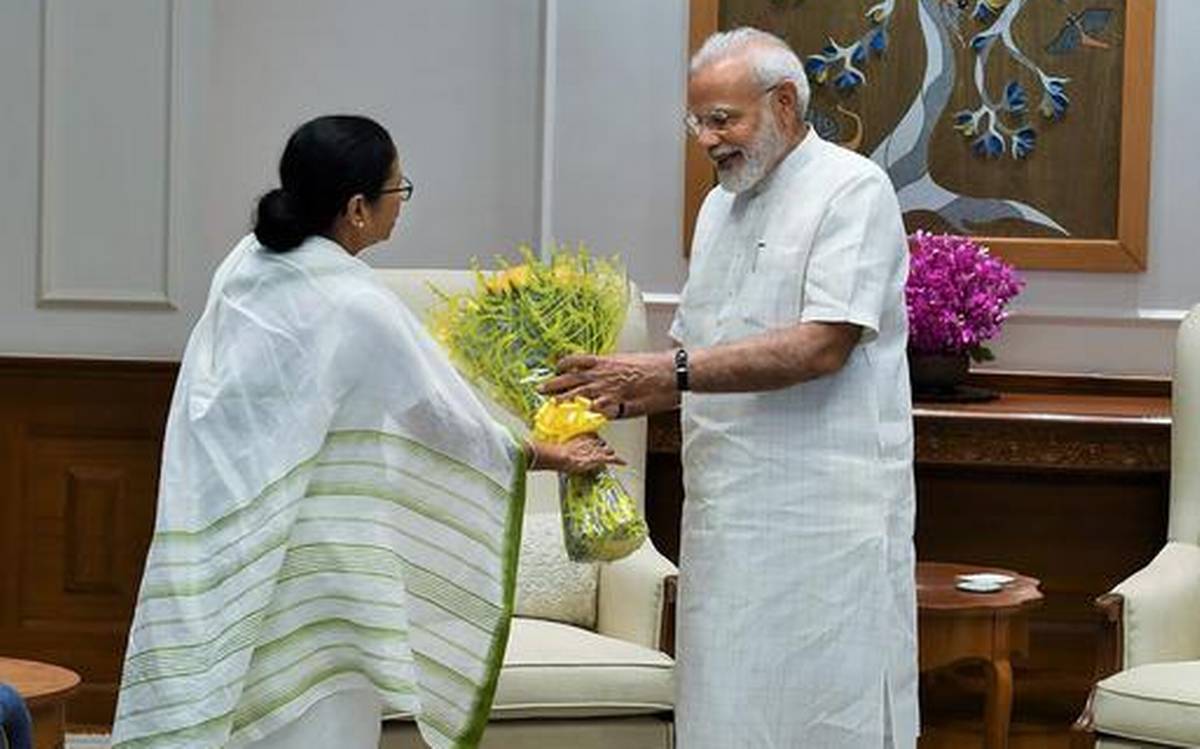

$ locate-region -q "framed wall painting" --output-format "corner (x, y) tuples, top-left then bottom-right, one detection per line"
(685, 0), (1155, 271)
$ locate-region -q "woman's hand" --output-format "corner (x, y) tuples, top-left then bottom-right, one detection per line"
(529, 436), (626, 475)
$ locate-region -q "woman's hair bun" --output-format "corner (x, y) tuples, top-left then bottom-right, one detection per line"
(253, 188), (309, 252)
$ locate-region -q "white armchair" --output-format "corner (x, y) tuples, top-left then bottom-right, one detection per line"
(1073, 304), (1200, 748)
(374, 269), (678, 749)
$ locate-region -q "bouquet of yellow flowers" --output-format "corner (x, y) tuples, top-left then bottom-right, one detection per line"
(429, 246), (648, 562)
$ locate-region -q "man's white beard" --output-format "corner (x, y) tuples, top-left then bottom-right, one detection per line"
(711, 109), (787, 193)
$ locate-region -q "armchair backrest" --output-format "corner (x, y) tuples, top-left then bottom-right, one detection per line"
(1169, 304), (1200, 544)
(373, 268), (649, 516)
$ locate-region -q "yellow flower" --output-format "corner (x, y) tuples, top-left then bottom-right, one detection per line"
(533, 397), (607, 444)
(552, 264), (578, 285)
(485, 265), (531, 294)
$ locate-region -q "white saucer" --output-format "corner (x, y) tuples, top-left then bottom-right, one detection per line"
(954, 572), (1015, 594)
(956, 579), (1002, 593)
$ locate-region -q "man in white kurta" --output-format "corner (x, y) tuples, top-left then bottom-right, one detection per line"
(673, 121), (917, 749)
(544, 28), (917, 748)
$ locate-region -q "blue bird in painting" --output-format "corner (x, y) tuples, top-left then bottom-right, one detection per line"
(1046, 9), (1115, 55)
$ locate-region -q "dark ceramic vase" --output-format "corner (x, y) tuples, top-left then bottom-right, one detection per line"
(908, 351), (970, 393)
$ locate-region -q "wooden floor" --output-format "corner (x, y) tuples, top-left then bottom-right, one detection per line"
(921, 722), (1072, 749)
(921, 730), (1071, 749)
(68, 723), (1074, 749)
(71, 668), (1084, 748)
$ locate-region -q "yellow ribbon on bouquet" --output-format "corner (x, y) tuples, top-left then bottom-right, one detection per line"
(530, 396), (647, 562)
(533, 397), (607, 444)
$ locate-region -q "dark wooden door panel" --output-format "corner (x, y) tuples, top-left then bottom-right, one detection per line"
(0, 358), (175, 725)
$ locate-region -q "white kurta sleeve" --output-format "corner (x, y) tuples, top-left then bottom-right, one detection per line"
(673, 188), (727, 347)
(668, 283), (688, 345)
(799, 170), (906, 342)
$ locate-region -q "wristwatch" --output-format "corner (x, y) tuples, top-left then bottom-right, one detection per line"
(674, 348), (690, 392)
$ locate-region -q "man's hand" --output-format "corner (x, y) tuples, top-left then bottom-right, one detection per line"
(540, 351), (677, 419)
(530, 435), (626, 475)
(539, 322), (861, 412)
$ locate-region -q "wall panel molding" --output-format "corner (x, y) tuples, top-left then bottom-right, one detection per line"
(37, 0), (180, 309)
(65, 465), (123, 595)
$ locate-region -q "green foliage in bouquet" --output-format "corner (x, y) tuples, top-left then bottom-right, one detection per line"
(428, 244), (648, 562)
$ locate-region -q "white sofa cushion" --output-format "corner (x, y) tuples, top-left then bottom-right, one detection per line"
(1093, 660), (1200, 746)
(491, 617), (673, 720)
(515, 513), (598, 629)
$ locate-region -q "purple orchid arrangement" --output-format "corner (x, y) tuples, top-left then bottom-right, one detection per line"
(905, 231), (1024, 362)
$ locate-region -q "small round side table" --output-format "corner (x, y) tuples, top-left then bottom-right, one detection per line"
(917, 562), (1043, 749)
(0, 657), (81, 749)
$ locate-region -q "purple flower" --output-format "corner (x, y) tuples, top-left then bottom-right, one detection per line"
(905, 231), (1024, 359)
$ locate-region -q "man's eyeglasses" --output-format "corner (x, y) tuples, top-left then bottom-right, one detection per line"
(380, 175), (414, 202)
(685, 83), (782, 137)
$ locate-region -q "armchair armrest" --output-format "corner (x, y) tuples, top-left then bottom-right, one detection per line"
(1072, 543), (1200, 745)
(1070, 594), (1123, 745)
(1092, 593), (1125, 682)
(595, 541), (679, 654)
(1111, 541), (1200, 669)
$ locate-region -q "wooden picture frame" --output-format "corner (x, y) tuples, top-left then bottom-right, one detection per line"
(685, 0), (1155, 272)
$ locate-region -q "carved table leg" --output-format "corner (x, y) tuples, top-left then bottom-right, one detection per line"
(30, 701), (68, 749)
(982, 656), (1013, 749)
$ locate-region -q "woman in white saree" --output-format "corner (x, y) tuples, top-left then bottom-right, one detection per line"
(110, 115), (618, 749)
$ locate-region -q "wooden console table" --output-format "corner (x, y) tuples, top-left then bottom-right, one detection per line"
(646, 372), (1171, 726)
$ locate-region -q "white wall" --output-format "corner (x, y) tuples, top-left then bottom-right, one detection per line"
(1, 0), (1197, 375)
(545, 0), (688, 293)
(201, 0), (543, 270)
(0, 0), (543, 358)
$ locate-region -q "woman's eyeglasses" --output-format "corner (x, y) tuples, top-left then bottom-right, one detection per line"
(380, 174), (414, 202)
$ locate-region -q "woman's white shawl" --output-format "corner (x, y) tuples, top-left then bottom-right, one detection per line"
(110, 235), (526, 749)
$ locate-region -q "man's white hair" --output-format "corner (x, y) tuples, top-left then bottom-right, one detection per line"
(690, 27), (810, 123)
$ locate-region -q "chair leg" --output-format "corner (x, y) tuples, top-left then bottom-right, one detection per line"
(1067, 726), (1096, 749)
(1069, 689), (1098, 749)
